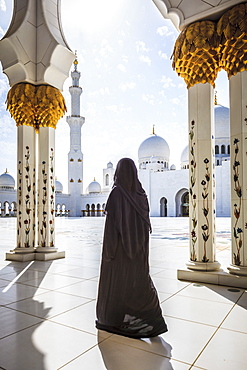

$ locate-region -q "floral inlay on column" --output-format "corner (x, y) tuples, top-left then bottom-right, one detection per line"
(17, 146), (34, 248)
(17, 160), (22, 248)
(232, 138), (242, 266)
(39, 148), (55, 247)
(189, 120), (197, 261)
(201, 158), (210, 262)
(50, 148), (55, 246)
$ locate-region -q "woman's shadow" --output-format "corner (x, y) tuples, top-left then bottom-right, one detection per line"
(97, 332), (174, 370)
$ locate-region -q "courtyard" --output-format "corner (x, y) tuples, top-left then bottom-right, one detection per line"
(0, 217), (246, 369)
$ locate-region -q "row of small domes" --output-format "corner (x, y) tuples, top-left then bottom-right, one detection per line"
(0, 105), (229, 191)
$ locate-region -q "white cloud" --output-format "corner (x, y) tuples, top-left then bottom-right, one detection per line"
(99, 39), (113, 57)
(95, 57), (102, 68)
(122, 55), (128, 63)
(117, 64), (126, 72)
(161, 75), (175, 88)
(88, 87), (110, 97)
(0, 78), (9, 99)
(157, 25), (173, 37)
(170, 97), (180, 105)
(142, 94), (155, 105)
(178, 83), (185, 89)
(0, 26), (4, 37)
(119, 82), (136, 92)
(136, 41), (150, 53)
(158, 50), (168, 60)
(159, 90), (166, 99)
(0, 0), (6, 11)
(106, 105), (118, 113)
(139, 55), (151, 66)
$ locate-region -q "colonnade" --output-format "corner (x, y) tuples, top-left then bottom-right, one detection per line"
(172, 4), (247, 277)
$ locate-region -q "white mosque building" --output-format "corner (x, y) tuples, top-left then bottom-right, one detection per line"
(0, 61), (231, 218)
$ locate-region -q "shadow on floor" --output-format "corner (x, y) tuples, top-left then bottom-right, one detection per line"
(0, 261), (52, 370)
(98, 332), (174, 370)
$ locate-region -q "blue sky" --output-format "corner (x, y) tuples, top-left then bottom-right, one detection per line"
(0, 0), (229, 192)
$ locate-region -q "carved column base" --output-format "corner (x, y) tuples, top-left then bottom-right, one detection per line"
(228, 265), (247, 277)
(186, 260), (221, 272)
(36, 247), (58, 253)
(6, 251), (36, 262)
(35, 250), (65, 261)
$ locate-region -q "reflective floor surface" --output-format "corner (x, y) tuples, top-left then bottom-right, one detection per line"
(0, 217), (246, 370)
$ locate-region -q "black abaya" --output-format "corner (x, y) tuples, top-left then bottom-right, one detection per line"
(96, 158), (167, 339)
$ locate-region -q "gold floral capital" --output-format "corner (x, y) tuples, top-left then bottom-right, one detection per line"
(172, 21), (220, 88)
(171, 3), (247, 87)
(7, 83), (67, 130)
(217, 3), (247, 77)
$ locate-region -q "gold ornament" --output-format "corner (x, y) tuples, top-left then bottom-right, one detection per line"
(171, 21), (220, 88)
(7, 83), (67, 130)
(217, 3), (247, 77)
(171, 3), (247, 86)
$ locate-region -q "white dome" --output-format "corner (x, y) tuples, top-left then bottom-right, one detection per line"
(88, 180), (101, 193)
(138, 135), (170, 162)
(0, 171), (15, 189)
(215, 105), (229, 139)
(55, 180), (63, 193)
(170, 164), (176, 170)
(107, 161), (113, 168)
(180, 146), (188, 164)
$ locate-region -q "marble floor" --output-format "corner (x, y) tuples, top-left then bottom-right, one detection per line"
(0, 217), (246, 370)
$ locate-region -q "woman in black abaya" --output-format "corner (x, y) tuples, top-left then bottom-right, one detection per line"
(96, 158), (167, 338)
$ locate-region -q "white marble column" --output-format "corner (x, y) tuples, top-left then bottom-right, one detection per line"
(186, 83), (220, 271)
(36, 127), (57, 254)
(228, 71), (247, 276)
(6, 125), (36, 260)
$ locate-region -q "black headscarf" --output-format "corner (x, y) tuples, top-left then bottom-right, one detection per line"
(113, 158), (152, 232)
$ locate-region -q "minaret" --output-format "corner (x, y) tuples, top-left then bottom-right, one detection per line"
(66, 56), (85, 217)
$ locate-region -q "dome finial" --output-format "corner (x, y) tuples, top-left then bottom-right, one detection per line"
(93, 177), (96, 181)
(152, 125), (156, 135)
(74, 50), (78, 70)
(214, 90), (217, 105)
(5, 168), (8, 173)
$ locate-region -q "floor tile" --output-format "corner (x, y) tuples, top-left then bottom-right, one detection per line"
(221, 304), (247, 333)
(57, 266), (99, 279)
(0, 306), (43, 339)
(51, 300), (99, 335)
(0, 283), (49, 305)
(0, 320), (98, 370)
(152, 269), (178, 280)
(7, 290), (91, 319)
(20, 274), (83, 290)
(177, 283), (243, 304)
(152, 276), (190, 294)
(161, 294), (233, 326)
(61, 336), (190, 370)
(57, 279), (99, 299)
(237, 290), (247, 306)
(194, 328), (247, 370)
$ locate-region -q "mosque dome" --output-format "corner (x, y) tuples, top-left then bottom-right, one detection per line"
(0, 170), (15, 190)
(180, 146), (188, 165)
(88, 179), (101, 194)
(55, 180), (63, 193)
(138, 134), (170, 162)
(170, 164), (176, 170)
(179, 104), (230, 168)
(107, 161), (113, 168)
(215, 105), (229, 138)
